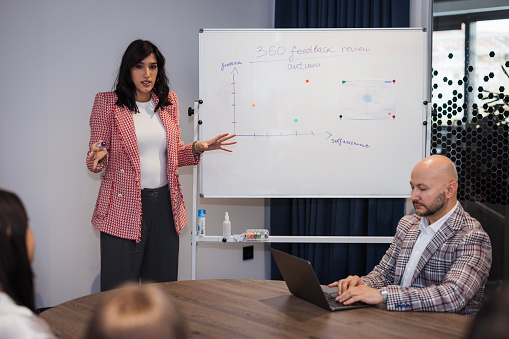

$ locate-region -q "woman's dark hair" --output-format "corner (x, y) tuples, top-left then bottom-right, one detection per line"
(0, 189), (35, 312)
(114, 39), (171, 112)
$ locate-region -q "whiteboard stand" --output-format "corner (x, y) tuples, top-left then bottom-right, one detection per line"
(190, 100), (200, 280)
(190, 28), (431, 280)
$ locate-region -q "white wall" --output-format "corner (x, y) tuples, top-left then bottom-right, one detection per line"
(0, 0), (274, 308)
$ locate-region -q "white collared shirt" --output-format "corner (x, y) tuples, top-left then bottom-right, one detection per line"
(0, 292), (55, 338)
(400, 202), (459, 287)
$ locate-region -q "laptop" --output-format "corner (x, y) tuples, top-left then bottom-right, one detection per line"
(270, 248), (373, 311)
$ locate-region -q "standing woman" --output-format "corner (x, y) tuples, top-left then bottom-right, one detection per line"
(86, 40), (235, 291)
(0, 189), (55, 338)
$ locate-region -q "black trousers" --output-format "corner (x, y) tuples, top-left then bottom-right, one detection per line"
(100, 184), (179, 291)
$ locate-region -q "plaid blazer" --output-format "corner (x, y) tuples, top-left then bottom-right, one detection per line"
(86, 91), (199, 241)
(362, 203), (492, 317)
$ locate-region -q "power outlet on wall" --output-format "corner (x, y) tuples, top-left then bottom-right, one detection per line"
(243, 245), (254, 260)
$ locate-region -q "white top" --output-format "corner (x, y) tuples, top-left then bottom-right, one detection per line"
(400, 202), (459, 287)
(132, 100), (168, 189)
(0, 292), (55, 339)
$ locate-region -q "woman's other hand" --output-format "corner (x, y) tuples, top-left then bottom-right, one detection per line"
(88, 140), (108, 170)
(196, 133), (237, 153)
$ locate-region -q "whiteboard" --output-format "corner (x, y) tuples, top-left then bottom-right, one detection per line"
(198, 29), (427, 198)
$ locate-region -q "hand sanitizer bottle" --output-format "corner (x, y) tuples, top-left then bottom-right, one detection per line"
(223, 212), (231, 237)
(198, 209), (206, 236)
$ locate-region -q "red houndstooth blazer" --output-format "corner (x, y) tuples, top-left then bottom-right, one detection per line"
(86, 91), (199, 241)
(361, 203), (492, 317)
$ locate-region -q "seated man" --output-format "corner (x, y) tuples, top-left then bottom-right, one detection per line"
(329, 155), (492, 317)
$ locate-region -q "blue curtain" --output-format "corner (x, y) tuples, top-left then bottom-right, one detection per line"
(271, 0), (409, 284)
(275, 0), (409, 28)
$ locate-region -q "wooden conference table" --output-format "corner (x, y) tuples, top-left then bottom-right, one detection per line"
(41, 279), (472, 339)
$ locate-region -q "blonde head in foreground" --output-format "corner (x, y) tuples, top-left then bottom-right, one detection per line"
(86, 284), (188, 339)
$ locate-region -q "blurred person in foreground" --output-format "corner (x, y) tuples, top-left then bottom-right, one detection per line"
(86, 283), (188, 339)
(0, 189), (55, 338)
(468, 284), (509, 339)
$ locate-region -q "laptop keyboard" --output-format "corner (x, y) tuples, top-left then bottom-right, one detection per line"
(324, 291), (366, 310)
(324, 292), (342, 308)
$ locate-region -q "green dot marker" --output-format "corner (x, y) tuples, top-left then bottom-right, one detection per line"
(294, 119), (298, 122)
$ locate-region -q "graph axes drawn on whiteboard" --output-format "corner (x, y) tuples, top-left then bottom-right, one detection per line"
(234, 131), (333, 139)
(228, 65), (333, 142)
(231, 67), (238, 134)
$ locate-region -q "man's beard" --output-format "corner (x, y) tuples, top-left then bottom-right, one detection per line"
(414, 192), (446, 217)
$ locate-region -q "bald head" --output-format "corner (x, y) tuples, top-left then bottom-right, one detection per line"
(413, 155), (458, 184)
(410, 155), (459, 223)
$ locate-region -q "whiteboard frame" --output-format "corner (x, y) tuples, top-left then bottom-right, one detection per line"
(198, 28), (430, 198)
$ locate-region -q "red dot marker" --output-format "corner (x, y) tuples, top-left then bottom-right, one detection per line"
(392, 115), (396, 118)
(392, 79), (396, 83)
(306, 79), (309, 83)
